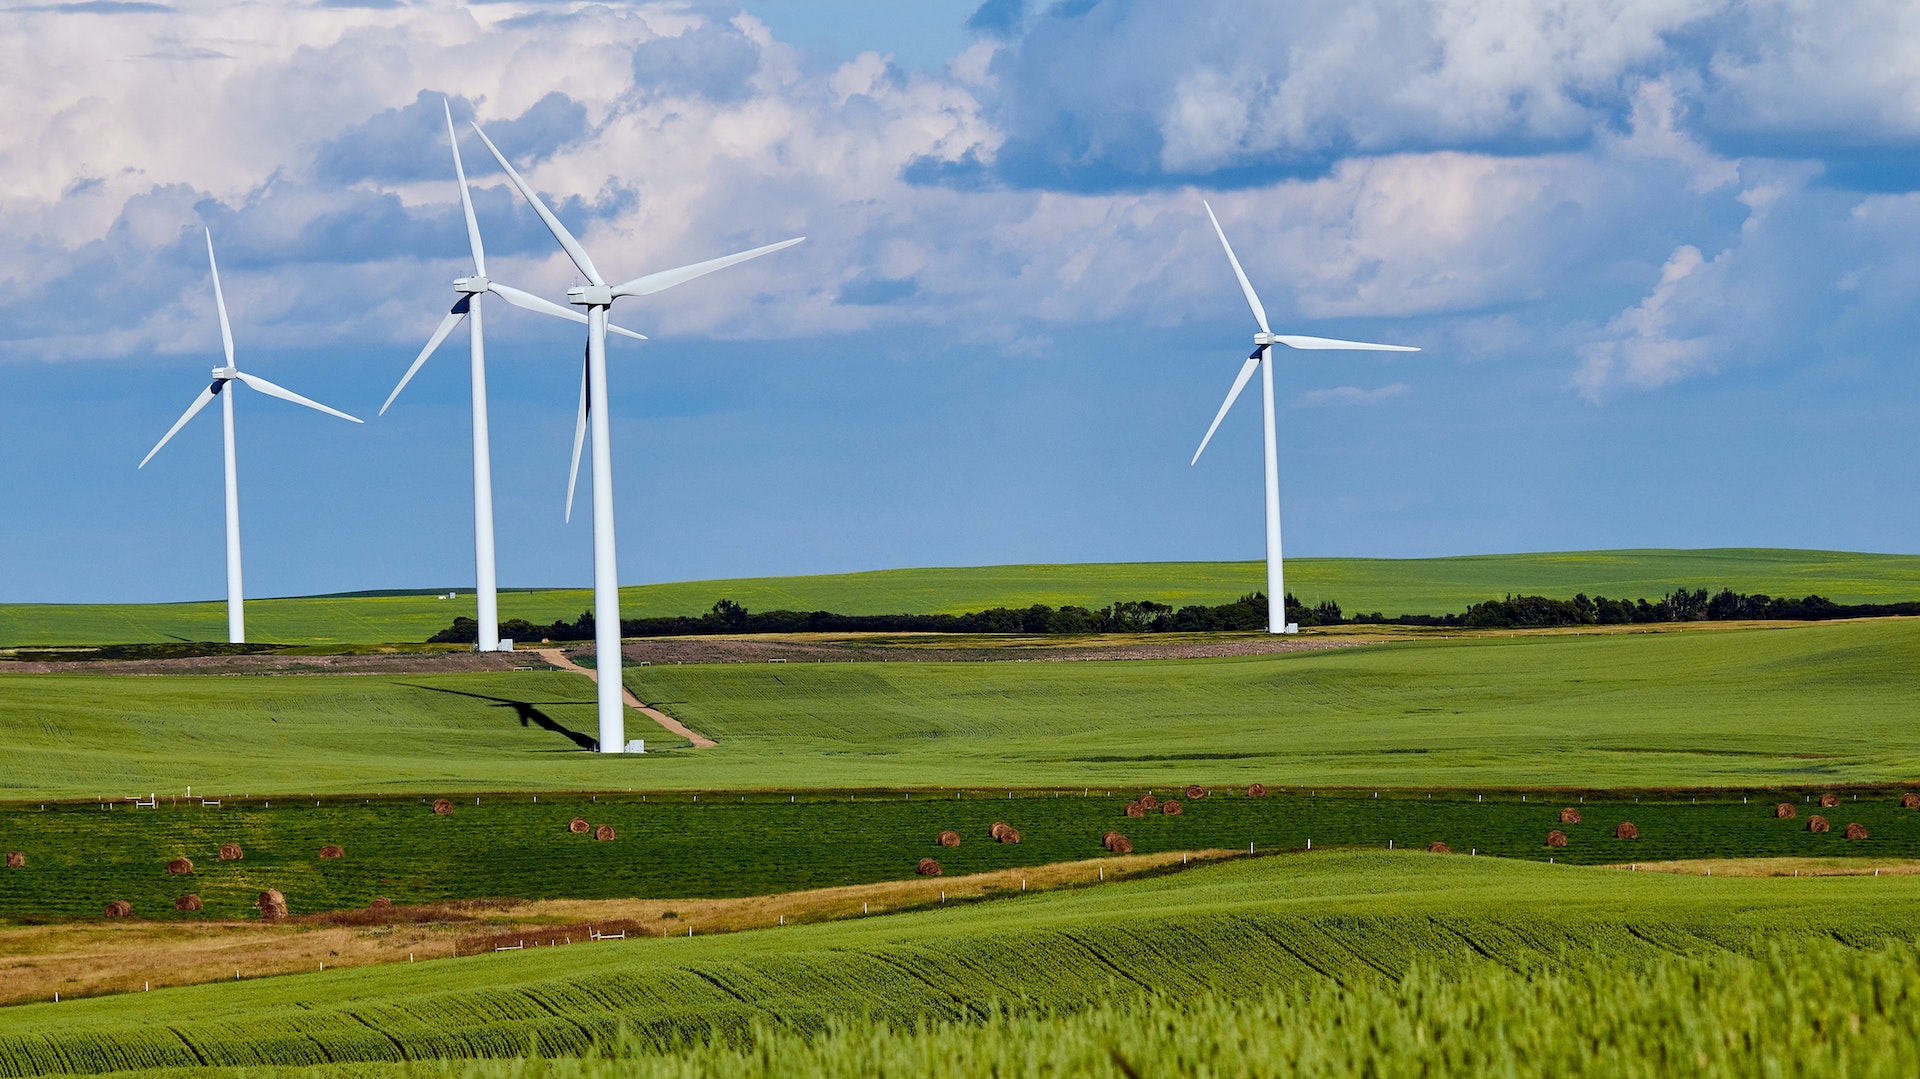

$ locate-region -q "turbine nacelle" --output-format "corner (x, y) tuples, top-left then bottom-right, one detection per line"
(566, 284), (614, 307)
(211, 366), (237, 380)
(453, 276), (491, 294)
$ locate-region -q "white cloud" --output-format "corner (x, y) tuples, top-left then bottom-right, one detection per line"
(1298, 382), (1410, 407)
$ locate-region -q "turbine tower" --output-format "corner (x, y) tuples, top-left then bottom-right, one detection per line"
(140, 230), (364, 643)
(471, 121), (804, 753)
(380, 100), (644, 652)
(1190, 202), (1418, 634)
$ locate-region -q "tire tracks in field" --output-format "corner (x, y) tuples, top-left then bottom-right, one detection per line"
(534, 649), (716, 748)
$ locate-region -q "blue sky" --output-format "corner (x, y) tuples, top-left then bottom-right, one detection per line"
(0, 0), (1915, 604)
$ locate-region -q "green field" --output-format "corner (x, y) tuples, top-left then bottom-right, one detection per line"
(3, 548), (1916, 646)
(4, 852), (1920, 1074)
(2, 618), (1916, 798)
(4, 787), (1917, 921)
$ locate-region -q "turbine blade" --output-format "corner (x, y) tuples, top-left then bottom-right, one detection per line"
(610, 237), (806, 298)
(607, 322), (648, 341)
(1272, 334), (1420, 352)
(1202, 201), (1270, 335)
(233, 371), (363, 423)
(381, 301), (469, 415)
(139, 380), (223, 468)
(1191, 353), (1263, 466)
(489, 282), (651, 339)
(444, 98), (485, 277)
(565, 351), (588, 523)
(205, 230), (236, 368)
(469, 122), (602, 285)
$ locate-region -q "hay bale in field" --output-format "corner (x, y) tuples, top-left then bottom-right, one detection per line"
(1614, 822), (1639, 839)
(1845, 822), (1868, 840)
(175, 894), (202, 912)
(1775, 803), (1797, 820)
(1161, 800), (1183, 816)
(1247, 784), (1267, 798)
(937, 830), (962, 848)
(1819, 793), (1839, 808)
(1184, 785), (1207, 800)
(1101, 830), (1124, 850)
(991, 821), (1013, 840)
(369, 897), (393, 910)
(1559, 807), (1581, 824)
(1124, 801), (1145, 818)
(1139, 794), (1159, 811)
(999, 828), (1021, 844)
(1546, 830), (1568, 848)
(104, 900), (131, 918)
(257, 890), (287, 920)
(165, 857), (193, 876)
(1807, 816), (1830, 833)
(318, 845), (344, 860)
(4, 851), (22, 868)
(916, 857), (943, 876)
(569, 817), (591, 834)
(432, 799), (453, 815)
(1107, 835), (1133, 855)
(1428, 842), (1450, 853)
(1902, 793), (1920, 809)
(594, 824), (616, 841)
(218, 843), (243, 861)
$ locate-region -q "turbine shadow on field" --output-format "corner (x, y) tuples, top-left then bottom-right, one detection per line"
(398, 683), (599, 751)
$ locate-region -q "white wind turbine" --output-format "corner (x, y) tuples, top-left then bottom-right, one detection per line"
(140, 230), (364, 643)
(470, 121), (804, 753)
(380, 100), (644, 653)
(1190, 201), (1418, 634)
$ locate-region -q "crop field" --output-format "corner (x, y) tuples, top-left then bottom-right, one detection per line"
(4, 852), (1920, 1074)
(2, 548), (1916, 646)
(2, 617), (1916, 798)
(6, 786), (1920, 921)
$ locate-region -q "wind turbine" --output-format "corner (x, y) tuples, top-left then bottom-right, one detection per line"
(379, 100), (644, 653)
(1190, 201), (1418, 634)
(470, 120), (804, 753)
(140, 230), (364, 644)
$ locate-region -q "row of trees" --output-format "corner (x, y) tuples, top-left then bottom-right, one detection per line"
(427, 587), (1917, 643)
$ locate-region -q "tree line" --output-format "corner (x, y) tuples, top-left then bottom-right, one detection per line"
(427, 587), (1918, 643)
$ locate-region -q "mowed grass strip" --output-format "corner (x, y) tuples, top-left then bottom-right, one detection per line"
(6, 853), (1920, 1074)
(4, 548), (1918, 646)
(1, 618), (1916, 797)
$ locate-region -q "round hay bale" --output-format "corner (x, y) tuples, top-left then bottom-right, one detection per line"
(1808, 815), (1830, 833)
(1107, 835), (1133, 855)
(594, 824), (616, 841)
(1428, 842), (1450, 853)
(1161, 799), (1183, 816)
(257, 890), (287, 920)
(916, 857), (943, 877)
(1615, 821), (1639, 840)
(1845, 822), (1868, 840)
(1184, 785), (1207, 800)
(999, 827), (1021, 844)
(1124, 801), (1145, 818)
(1559, 807), (1581, 824)
(1101, 830), (1124, 850)
(318, 845), (344, 860)
(218, 843), (243, 861)
(165, 857), (193, 876)
(175, 894), (202, 912)
(568, 817), (591, 834)
(4, 851), (22, 868)
(1546, 830), (1569, 848)
(1902, 793), (1920, 810)
(368, 897), (393, 910)
(432, 798), (453, 815)
(1139, 794), (1159, 811)
(1819, 792), (1839, 808)
(104, 900), (131, 918)
(1247, 784), (1268, 798)
(990, 822), (1012, 840)
(1775, 803), (1797, 820)
(937, 830), (962, 848)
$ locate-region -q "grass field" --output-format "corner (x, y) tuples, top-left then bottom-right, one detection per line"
(2, 618), (1916, 798)
(2, 548), (1917, 646)
(4, 852), (1920, 1073)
